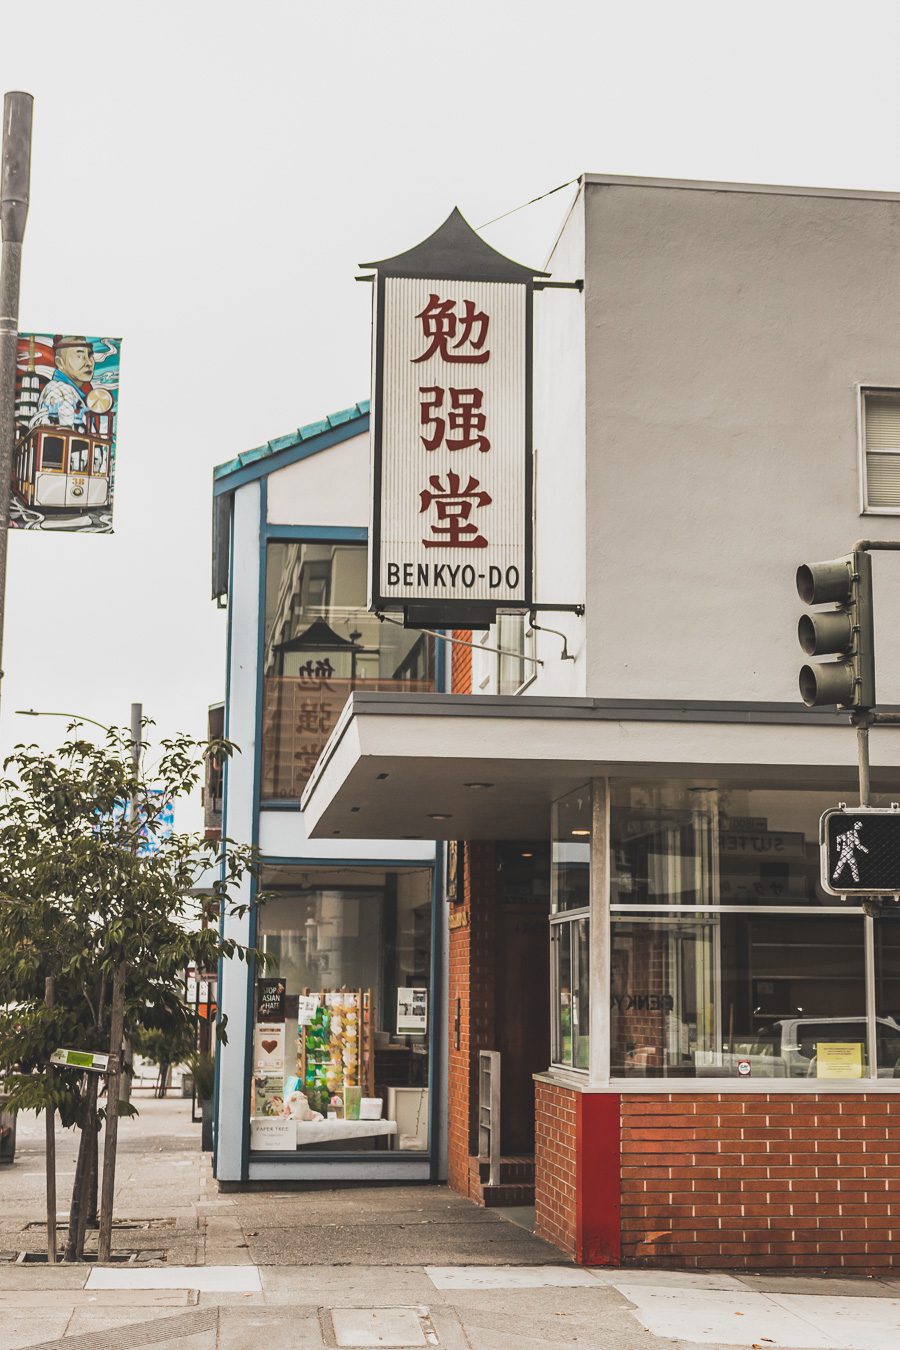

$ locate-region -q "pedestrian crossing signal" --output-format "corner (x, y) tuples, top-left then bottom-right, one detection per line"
(820, 806), (900, 896)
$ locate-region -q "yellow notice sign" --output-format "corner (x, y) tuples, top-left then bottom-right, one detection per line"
(816, 1042), (864, 1079)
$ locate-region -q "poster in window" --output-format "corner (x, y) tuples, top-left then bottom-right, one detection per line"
(12, 333), (121, 532)
(253, 1074), (286, 1117)
(397, 987), (428, 1036)
(253, 1023), (285, 1075)
(816, 1041), (864, 1078)
(256, 978), (286, 1022)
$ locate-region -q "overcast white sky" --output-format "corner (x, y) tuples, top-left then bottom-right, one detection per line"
(3, 0), (900, 827)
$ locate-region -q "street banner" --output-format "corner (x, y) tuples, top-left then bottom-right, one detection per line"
(13, 332), (121, 532)
(106, 790), (174, 857)
(364, 209), (543, 627)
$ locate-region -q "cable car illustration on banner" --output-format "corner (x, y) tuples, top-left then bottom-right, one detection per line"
(12, 333), (121, 531)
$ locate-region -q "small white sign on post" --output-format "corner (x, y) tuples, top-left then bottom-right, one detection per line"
(51, 1048), (109, 1074)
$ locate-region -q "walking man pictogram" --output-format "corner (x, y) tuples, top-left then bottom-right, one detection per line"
(833, 820), (869, 883)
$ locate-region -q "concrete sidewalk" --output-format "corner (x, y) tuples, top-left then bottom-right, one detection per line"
(0, 1098), (898, 1348)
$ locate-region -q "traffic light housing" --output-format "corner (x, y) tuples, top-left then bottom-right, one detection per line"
(796, 551), (875, 709)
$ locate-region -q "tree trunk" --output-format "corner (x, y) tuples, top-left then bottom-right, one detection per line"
(85, 1121), (98, 1228)
(65, 1076), (98, 1261)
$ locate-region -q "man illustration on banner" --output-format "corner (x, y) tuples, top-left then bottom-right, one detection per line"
(30, 336), (112, 431)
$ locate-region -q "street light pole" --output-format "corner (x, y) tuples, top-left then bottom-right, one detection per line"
(97, 701), (141, 1263)
(0, 92), (33, 707)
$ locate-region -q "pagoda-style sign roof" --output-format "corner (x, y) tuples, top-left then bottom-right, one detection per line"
(275, 618), (361, 653)
(361, 207), (549, 283)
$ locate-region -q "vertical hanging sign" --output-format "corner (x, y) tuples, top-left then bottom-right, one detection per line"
(363, 209), (544, 628)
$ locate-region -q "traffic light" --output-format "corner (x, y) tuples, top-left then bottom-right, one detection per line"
(796, 551), (875, 709)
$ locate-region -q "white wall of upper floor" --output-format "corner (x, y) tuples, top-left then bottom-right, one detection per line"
(474, 190), (589, 700)
(266, 431), (370, 527)
(579, 177), (900, 704)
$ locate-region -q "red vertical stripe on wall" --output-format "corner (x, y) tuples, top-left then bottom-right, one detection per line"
(577, 1092), (621, 1266)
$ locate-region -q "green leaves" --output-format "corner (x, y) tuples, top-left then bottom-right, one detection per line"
(0, 726), (262, 1136)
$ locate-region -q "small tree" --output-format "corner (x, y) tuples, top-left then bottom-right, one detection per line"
(0, 722), (259, 1260)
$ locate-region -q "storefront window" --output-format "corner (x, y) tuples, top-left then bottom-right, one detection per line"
(261, 542), (434, 800)
(608, 780), (888, 1081)
(610, 913), (866, 1078)
(552, 786), (591, 913)
(611, 783), (847, 907)
(251, 866), (433, 1153)
(551, 786), (591, 1071)
(875, 915), (900, 1076)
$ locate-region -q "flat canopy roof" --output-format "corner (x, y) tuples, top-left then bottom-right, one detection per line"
(300, 693), (900, 842)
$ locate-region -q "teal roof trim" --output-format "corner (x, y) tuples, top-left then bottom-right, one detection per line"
(213, 400), (370, 487)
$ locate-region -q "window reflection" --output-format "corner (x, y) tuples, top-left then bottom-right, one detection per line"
(610, 913), (869, 1079)
(611, 784), (854, 908)
(262, 542), (434, 799)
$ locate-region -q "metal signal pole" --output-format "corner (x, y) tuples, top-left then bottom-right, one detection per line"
(0, 92), (32, 707)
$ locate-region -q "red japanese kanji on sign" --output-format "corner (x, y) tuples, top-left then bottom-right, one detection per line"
(412, 294), (490, 364)
(419, 470), (492, 549)
(419, 387), (490, 453)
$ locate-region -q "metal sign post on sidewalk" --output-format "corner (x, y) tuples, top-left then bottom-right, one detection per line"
(0, 92), (32, 706)
(44, 976), (56, 1265)
(97, 701), (141, 1263)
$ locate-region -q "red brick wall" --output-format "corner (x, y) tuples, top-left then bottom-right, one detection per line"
(535, 1081), (579, 1257)
(450, 630), (472, 696)
(535, 1086), (622, 1264)
(447, 630), (470, 1190)
(621, 1093), (900, 1272)
(447, 842), (498, 1197)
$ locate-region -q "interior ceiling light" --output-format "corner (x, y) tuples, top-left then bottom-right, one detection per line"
(521, 851), (534, 858)
(464, 782), (493, 790)
(429, 813), (452, 820)
(571, 828), (590, 837)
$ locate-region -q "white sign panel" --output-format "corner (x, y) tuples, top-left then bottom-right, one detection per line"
(373, 276), (529, 611)
(253, 1023), (285, 1075)
(296, 994), (319, 1026)
(396, 986), (428, 1036)
(250, 1117), (294, 1151)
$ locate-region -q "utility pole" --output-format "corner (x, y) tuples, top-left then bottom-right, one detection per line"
(44, 976), (56, 1265)
(0, 92), (33, 706)
(97, 701), (141, 1263)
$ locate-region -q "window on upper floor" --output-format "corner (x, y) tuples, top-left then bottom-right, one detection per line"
(497, 613), (536, 694)
(261, 541), (434, 802)
(861, 388), (900, 512)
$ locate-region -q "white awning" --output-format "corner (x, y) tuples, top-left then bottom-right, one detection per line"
(299, 693), (897, 842)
